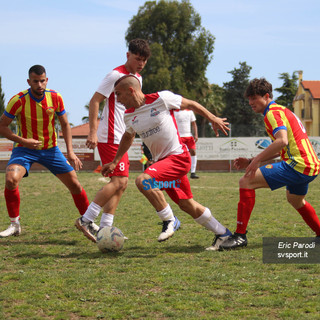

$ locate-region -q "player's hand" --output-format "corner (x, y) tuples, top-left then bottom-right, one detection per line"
(233, 157), (251, 170)
(67, 152), (83, 171)
(101, 162), (116, 177)
(22, 138), (43, 149)
(211, 117), (230, 137)
(86, 132), (98, 149)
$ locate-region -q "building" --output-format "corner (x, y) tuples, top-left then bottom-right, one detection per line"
(293, 71), (320, 136)
(59, 122), (93, 139)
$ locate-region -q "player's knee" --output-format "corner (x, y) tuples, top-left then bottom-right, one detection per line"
(112, 176), (128, 192)
(239, 176), (250, 189)
(68, 179), (83, 194)
(286, 193), (304, 209)
(5, 176), (19, 190)
(135, 174), (149, 191)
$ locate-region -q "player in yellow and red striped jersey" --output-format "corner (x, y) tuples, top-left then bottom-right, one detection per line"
(0, 65), (98, 238)
(5, 87), (65, 150)
(220, 77), (320, 250)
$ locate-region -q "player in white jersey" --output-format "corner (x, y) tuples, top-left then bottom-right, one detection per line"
(75, 39), (151, 243)
(174, 109), (199, 179)
(101, 75), (232, 250)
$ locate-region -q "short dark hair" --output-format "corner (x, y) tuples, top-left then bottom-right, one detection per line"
(29, 65), (46, 77)
(128, 39), (151, 60)
(244, 78), (273, 99)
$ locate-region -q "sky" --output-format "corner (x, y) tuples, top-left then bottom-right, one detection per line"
(0, 0), (319, 126)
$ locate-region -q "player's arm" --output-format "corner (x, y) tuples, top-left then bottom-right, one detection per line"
(101, 131), (135, 176)
(191, 121), (198, 142)
(180, 97), (229, 136)
(243, 129), (287, 178)
(0, 113), (42, 149)
(86, 92), (106, 149)
(58, 113), (83, 171)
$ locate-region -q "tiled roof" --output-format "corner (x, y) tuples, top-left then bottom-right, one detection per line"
(59, 121), (99, 137)
(301, 81), (320, 99)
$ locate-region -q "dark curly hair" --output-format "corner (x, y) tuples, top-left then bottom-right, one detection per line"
(128, 39), (151, 60)
(244, 78), (273, 99)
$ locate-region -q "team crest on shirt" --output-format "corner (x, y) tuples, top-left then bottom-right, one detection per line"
(265, 164), (273, 169)
(150, 108), (160, 117)
(46, 107), (55, 115)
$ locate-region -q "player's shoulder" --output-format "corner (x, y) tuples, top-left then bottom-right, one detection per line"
(8, 89), (29, 105)
(45, 89), (59, 95)
(113, 65), (142, 81)
(145, 92), (160, 104)
(158, 90), (178, 99)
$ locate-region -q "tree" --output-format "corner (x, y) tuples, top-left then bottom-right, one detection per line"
(275, 72), (299, 111)
(223, 62), (265, 137)
(82, 100), (105, 123)
(125, 0), (215, 100)
(0, 76), (17, 135)
(198, 83), (226, 137)
(0, 76), (5, 115)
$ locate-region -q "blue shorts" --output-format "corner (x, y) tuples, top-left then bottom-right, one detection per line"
(7, 146), (74, 177)
(260, 161), (317, 195)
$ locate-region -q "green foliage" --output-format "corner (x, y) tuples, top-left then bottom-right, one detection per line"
(198, 83), (226, 137)
(125, 0), (215, 100)
(223, 62), (265, 137)
(82, 100), (105, 123)
(0, 76), (17, 135)
(275, 72), (299, 111)
(0, 76), (5, 115)
(1, 172), (319, 319)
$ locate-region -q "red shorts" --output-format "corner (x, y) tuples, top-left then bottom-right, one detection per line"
(181, 136), (196, 150)
(145, 149), (193, 204)
(97, 142), (129, 177)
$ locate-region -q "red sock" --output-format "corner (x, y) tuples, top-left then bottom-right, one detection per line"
(5, 187), (20, 220)
(297, 202), (320, 236)
(72, 188), (89, 215)
(235, 188), (255, 234)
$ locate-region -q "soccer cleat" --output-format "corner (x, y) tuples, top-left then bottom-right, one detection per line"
(0, 223), (21, 238)
(190, 173), (199, 179)
(205, 228), (232, 251)
(158, 216), (181, 242)
(75, 217), (97, 243)
(218, 232), (248, 250)
(88, 221), (100, 236)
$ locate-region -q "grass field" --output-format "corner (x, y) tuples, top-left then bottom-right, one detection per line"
(0, 171), (319, 320)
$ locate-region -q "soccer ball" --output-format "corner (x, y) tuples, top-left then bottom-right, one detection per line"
(96, 226), (125, 253)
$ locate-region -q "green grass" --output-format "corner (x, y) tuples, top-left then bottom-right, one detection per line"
(0, 172), (319, 319)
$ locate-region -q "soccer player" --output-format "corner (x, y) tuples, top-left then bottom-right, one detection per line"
(0, 65), (95, 238)
(174, 109), (199, 179)
(101, 75), (232, 249)
(220, 78), (320, 250)
(75, 39), (151, 242)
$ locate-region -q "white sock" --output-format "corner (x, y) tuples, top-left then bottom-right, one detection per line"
(10, 217), (20, 224)
(157, 204), (174, 221)
(82, 202), (101, 223)
(195, 208), (226, 234)
(191, 155), (197, 173)
(100, 213), (114, 228)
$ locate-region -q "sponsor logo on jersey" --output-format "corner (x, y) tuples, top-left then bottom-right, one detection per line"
(265, 164), (273, 169)
(150, 108), (160, 117)
(140, 126), (161, 139)
(142, 177), (181, 190)
(132, 116), (138, 124)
